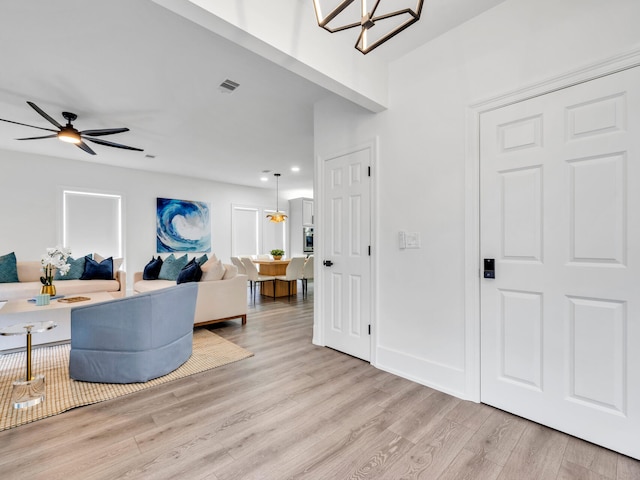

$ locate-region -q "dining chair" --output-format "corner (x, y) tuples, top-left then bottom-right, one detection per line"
(275, 257), (306, 300)
(241, 257), (276, 302)
(230, 256), (246, 275)
(298, 255), (314, 298)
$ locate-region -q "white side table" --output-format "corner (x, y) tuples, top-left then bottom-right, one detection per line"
(0, 320), (57, 408)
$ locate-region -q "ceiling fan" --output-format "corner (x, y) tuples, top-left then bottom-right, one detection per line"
(0, 101), (143, 155)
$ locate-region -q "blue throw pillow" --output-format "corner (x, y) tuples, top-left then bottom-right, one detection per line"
(55, 255), (87, 280)
(196, 254), (208, 266)
(0, 252), (18, 283)
(177, 258), (203, 284)
(80, 255), (114, 280)
(143, 256), (163, 280)
(158, 254), (188, 281)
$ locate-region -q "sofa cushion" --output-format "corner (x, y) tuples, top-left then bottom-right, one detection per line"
(134, 279), (176, 293)
(54, 279), (121, 296)
(0, 252), (19, 283)
(177, 258), (203, 284)
(81, 256), (114, 280)
(158, 254), (188, 281)
(0, 279), (121, 302)
(55, 255), (88, 280)
(143, 256), (163, 280)
(201, 258), (225, 281)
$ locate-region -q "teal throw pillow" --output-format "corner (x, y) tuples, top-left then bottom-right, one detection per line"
(0, 252), (19, 283)
(196, 254), (208, 266)
(158, 253), (189, 281)
(54, 255), (87, 280)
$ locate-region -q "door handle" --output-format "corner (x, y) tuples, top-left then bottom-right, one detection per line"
(323, 260), (333, 267)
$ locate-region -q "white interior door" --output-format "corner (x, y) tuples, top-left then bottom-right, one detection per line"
(322, 147), (371, 361)
(480, 67), (640, 459)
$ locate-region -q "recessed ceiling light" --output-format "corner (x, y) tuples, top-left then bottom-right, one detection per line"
(291, 166), (300, 172)
(260, 176), (268, 182)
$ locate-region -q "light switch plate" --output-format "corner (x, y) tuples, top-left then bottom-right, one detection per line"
(405, 232), (421, 248)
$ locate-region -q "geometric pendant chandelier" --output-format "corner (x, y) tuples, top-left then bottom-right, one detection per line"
(312, 0), (424, 54)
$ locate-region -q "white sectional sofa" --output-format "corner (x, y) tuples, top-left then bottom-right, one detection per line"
(0, 261), (125, 301)
(133, 269), (248, 326)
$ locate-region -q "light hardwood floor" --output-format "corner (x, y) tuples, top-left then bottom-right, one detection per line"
(0, 284), (638, 479)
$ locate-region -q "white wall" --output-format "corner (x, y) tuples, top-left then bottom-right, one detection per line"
(314, 0), (640, 399)
(0, 149), (277, 290)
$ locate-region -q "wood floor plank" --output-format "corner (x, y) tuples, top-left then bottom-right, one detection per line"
(215, 402), (387, 479)
(437, 447), (503, 480)
(563, 437), (619, 479)
(445, 398), (494, 430)
(387, 389), (460, 444)
(463, 409), (528, 466)
(326, 430), (415, 480)
(497, 423), (568, 480)
(617, 455), (640, 480)
(380, 417), (474, 479)
(269, 406), (407, 479)
(557, 460), (610, 480)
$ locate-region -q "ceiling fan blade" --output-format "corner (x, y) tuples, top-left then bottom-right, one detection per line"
(85, 136), (143, 152)
(16, 134), (58, 140)
(76, 141), (96, 155)
(27, 101), (63, 129)
(0, 117), (58, 133)
(80, 127), (130, 137)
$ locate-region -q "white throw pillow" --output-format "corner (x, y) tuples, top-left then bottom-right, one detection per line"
(201, 258), (225, 281)
(200, 255), (218, 271)
(222, 263), (238, 280)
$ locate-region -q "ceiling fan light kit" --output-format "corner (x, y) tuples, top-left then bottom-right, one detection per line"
(0, 101), (143, 155)
(313, 0), (424, 54)
(58, 130), (81, 144)
(57, 112), (81, 144)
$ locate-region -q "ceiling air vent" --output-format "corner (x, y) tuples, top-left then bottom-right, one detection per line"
(219, 79), (240, 93)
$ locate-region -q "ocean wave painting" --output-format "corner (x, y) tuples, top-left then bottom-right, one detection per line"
(157, 197), (211, 253)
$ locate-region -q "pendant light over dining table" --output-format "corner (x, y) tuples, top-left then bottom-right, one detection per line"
(266, 173), (287, 223)
(312, 0), (424, 54)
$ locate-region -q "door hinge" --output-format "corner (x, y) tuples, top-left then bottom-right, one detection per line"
(368, 245), (371, 256)
(368, 166), (371, 177)
(368, 325), (371, 335)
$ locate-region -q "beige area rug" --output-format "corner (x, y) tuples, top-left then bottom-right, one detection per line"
(0, 329), (253, 431)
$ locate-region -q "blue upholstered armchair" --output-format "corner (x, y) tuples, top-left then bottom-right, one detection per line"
(69, 282), (198, 383)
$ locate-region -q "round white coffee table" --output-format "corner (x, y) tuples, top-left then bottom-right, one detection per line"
(0, 320), (57, 408)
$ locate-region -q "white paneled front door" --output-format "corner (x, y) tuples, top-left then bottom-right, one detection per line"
(322, 146), (371, 361)
(480, 67), (640, 459)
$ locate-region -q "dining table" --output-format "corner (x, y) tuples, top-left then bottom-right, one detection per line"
(252, 259), (297, 297)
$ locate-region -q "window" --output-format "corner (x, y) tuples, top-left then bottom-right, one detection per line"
(62, 190), (123, 260)
(232, 205), (287, 257)
(231, 206), (259, 257)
